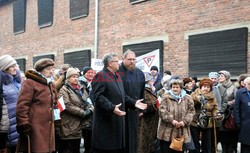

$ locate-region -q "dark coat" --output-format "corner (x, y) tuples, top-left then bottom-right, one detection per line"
(16, 70), (58, 152)
(234, 87), (250, 145)
(118, 63), (145, 153)
(91, 67), (136, 150)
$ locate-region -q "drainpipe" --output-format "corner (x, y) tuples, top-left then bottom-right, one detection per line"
(94, 0), (99, 59)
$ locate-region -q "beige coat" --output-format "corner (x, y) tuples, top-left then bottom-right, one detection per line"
(59, 83), (93, 139)
(157, 92), (195, 143)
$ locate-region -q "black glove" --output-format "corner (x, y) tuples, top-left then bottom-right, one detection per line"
(83, 109), (92, 118)
(17, 124), (31, 137)
(235, 123), (241, 130)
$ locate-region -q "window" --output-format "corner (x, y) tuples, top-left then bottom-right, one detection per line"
(189, 28), (248, 77)
(33, 54), (55, 65)
(123, 40), (164, 73)
(70, 0), (89, 20)
(16, 58), (26, 72)
(64, 50), (91, 70)
(38, 0), (53, 28)
(13, 0), (26, 34)
(130, 0), (147, 4)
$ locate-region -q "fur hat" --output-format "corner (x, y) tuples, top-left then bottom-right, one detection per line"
(199, 78), (213, 90)
(0, 55), (17, 71)
(34, 58), (54, 72)
(219, 70), (231, 80)
(208, 72), (219, 78)
(183, 77), (192, 86)
(161, 74), (171, 86)
(169, 79), (183, 88)
(150, 66), (158, 72)
(66, 68), (79, 79)
(82, 66), (93, 75)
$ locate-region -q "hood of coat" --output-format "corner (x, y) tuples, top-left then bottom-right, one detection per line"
(25, 70), (47, 85)
(0, 70), (21, 85)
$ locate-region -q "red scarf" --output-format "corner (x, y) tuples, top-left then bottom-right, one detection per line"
(70, 83), (81, 90)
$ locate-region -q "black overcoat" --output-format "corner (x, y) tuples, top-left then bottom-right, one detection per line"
(118, 64), (145, 153)
(91, 67), (135, 150)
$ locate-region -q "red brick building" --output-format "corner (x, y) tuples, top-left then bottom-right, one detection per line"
(0, 0), (250, 78)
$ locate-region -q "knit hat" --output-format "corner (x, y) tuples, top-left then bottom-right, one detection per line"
(0, 55), (17, 71)
(199, 78), (213, 91)
(183, 77), (192, 86)
(66, 68), (79, 79)
(208, 72), (220, 78)
(150, 66), (158, 72)
(219, 70), (231, 80)
(82, 66), (93, 75)
(34, 58), (54, 72)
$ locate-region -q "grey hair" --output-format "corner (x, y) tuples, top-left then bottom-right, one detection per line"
(169, 79), (184, 88)
(102, 53), (118, 67)
(244, 77), (250, 84)
(123, 49), (135, 58)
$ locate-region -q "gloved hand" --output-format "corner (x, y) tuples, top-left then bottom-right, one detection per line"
(17, 124), (31, 137)
(82, 109), (92, 118)
(235, 123), (241, 130)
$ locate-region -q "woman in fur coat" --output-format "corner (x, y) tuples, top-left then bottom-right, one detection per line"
(137, 75), (159, 153)
(157, 78), (195, 153)
(190, 78), (219, 153)
(16, 58), (58, 153)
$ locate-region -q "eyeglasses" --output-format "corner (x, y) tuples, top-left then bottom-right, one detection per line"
(125, 58), (136, 61)
(111, 61), (119, 63)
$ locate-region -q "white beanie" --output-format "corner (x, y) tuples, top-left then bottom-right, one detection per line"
(0, 55), (17, 71)
(66, 68), (79, 79)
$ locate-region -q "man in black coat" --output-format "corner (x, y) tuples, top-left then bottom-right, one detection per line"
(91, 53), (147, 153)
(118, 50), (145, 153)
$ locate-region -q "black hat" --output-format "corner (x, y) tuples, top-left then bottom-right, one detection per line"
(150, 66), (158, 72)
(82, 66), (93, 75)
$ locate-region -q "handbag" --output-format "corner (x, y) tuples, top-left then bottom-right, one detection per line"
(183, 136), (195, 151)
(224, 113), (235, 130)
(169, 128), (185, 151)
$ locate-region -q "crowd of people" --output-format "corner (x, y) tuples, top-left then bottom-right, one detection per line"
(0, 51), (250, 153)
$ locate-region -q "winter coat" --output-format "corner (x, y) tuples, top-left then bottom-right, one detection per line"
(118, 63), (145, 153)
(59, 83), (93, 139)
(191, 88), (219, 128)
(213, 84), (228, 127)
(234, 87), (250, 145)
(0, 70), (21, 147)
(16, 70), (58, 153)
(137, 87), (158, 153)
(157, 92), (195, 143)
(91, 67), (136, 150)
(0, 99), (9, 133)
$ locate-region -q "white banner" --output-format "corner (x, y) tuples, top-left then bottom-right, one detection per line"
(136, 49), (160, 73)
(91, 58), (103, 72)
(91, 49), (160, 73)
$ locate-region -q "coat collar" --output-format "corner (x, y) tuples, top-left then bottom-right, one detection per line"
(25, 70), (47, 85)
(0, 70), (21, 85)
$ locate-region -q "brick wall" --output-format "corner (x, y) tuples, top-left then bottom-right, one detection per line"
(0, 0), (250, 77)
